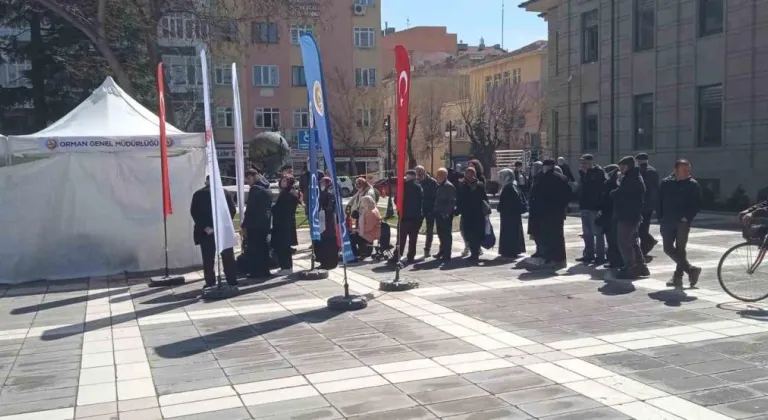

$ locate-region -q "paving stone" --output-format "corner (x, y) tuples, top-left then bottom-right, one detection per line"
(715, 367), (768, 384)
(75, 402), (117, 418)
(517, 395), (602, 418)
(683, 386), (763, 406)
(409, 385), (489, 405)
(539, 407), (630, 420)
(425, 396), (509, 417)
(711, 397), (768, 418)
(396, 376), (472, 394)
(442, 407), (531, 420)
(0, 395), (75, 416)
(498, 385), (578, 406)
(476, 373), (554, 394)
(655, 375), (729, 394)
(162, 407), (251, 420)
(683, 358), (757, 375)
(324, 385), (417, 417)
(627, 366), (700, 383)
(348, 406), (436, 420)
(248, 395), (332, 418)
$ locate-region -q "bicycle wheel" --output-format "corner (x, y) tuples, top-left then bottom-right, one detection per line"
(717, 242), (768, 302)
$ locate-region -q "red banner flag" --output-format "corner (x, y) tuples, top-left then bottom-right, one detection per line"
(157, 62), (173, 217)
(394, 45), (410, 215)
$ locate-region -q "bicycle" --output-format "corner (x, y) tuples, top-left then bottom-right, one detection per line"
(717, 219), (768, 302)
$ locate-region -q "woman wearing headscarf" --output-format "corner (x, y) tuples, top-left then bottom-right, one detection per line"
(315, 177), (339, 270)
(350, 195), (381, 260)
(271, 175), (300, 274)
(497, 169), (527, 258)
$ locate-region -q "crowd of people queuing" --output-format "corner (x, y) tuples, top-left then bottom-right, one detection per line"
(190, 151), (712, 292)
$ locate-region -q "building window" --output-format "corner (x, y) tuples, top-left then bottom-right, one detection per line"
(357, 108), (374, 127)
(581, 101), (599, 151)
(355, 68), (376, 87)
(633, 94), (654, 150)
(354, 27), (375, 48)
(582, 10), (599, 63)
(354, 0), (376, 5)
(290, 24), (313, 45)
(214, 19), (239, 42)
(699, 0), (723, 37)
(164, 55), (203, 91)
(512, 68), (522, 84)
(251, 22), (278, 44)
(291, 66), (306, 86)
(0, 61), (31, 88)
(216, 107), (233, 128)
(252, 65), (279, 87)
(634, 0), (655, 51)
(293, 108), (310, 128)
(214, 64), (232, 85)
(485, 76), (492, 92)
(159, 14), (209, 41)
(255, 107), (280, 129)
(493, 74), (501, 87)
(697, 84), (722, 147)
(503, 71), (510, 84)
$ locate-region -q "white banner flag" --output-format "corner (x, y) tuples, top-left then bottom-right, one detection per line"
(231, 64), (245, 223)
(200, 49), (237, 254)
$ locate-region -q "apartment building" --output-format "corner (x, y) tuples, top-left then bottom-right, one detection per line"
(380, 26), (458, 73)
(521, 0), (768, 201)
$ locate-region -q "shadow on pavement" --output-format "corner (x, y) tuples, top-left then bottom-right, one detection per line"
(648, 289), (698, 307)
(11, 287), (130, 315)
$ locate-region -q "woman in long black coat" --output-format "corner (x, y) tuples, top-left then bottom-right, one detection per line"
(458, 167), (489, 261)
(271, 175), (300, 273)
(497, 169), (526, 258)
(315, 177), (339, 270)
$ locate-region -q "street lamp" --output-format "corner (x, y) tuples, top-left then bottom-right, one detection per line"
(444, 121), (457, 169)
(384, 115), (394, 219)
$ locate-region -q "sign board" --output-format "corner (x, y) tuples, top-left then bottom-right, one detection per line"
(297, 129), (321, 151)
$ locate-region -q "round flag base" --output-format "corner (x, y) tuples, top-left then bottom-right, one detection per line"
(201, 284), (239, 301)
(379, 279), (419, 292)
(327, 295), (367, 311)
(298, 269), (329, 280)
(148, 275), (185, 288)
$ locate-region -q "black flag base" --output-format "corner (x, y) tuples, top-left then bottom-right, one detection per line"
(201, 283), (239, 300)
(327, 294), (367, 311)
(148, 275), (186, 288)
(379, 279), (419, 292)
(298, 269), (328, 280)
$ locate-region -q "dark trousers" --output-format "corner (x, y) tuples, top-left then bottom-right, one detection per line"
(605, 220), (623, 266)
(398, 218), (423, 260)
(423, 214), (435, 252)
(662, 221), (692, 278)
(246, 228), (271, 277)
(199, 235), (237, 287)
(350, 233), (372, 257)
(540, 218), (566, 262)
(274, 246), (292, 270)
(435, 215), (453, 258)
(639, 211), (657, 254)
(616, 220), (644, 269)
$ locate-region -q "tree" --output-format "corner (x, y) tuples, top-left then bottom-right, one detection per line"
(327, 66), (385, 175)
(415, 79), (448, 172)
(459, 81), (531, 178)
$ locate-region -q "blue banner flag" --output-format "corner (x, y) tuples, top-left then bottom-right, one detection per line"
(299, 34), (355, 262)
(307, 103), (321, 241)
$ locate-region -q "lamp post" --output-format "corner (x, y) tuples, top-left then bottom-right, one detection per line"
(444, 121), (457, 169)
(384, 115), (394, 219)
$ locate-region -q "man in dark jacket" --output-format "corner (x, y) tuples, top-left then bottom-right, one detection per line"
(611, 156), (649, 279)
(577, 154), (607, 264)
(416, 165), (439, 259)
(598, 164), (623, 269)
(191, 176), (238, 288)
(636, 153), (660, 258)
(557, 157), (576, 183)
(242, 168), (273, 279)
(659, 159), (702, 289)
(391, 169), (423, 264)
(433, 168), (457, 262)
(528, 159), (571, 269)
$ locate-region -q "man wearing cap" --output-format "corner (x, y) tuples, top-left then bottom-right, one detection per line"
(528, 158), (571, 269)
(577, 154), (607, 264)
(636, 153), (660, 259)
(610, 156), (650, 279)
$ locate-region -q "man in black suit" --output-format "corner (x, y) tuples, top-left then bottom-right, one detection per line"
(191, 176), (238, 288)
(636, 152), (660, 258)
(242, 168), (273, 278)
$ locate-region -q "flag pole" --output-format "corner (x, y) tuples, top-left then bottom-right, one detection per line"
(150, 62), (185, 287)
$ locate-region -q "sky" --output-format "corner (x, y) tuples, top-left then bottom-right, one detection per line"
(380, 0), (547, 51)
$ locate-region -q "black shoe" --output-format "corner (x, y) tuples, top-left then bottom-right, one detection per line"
(387, 257), (399, 264)
(467, 254), (480, 262)
(616, 269), (640, 280)
(433, 252), (444, 259)
(638, 265), (650, 277)
(666, 277), (683, 288)
(441, 256), (452, 263)
(593, 258), (607, 265)
(688, 266), (702, 288)
(575, 256), (592, 263)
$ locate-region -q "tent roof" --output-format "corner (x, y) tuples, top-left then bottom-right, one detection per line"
(14, 77), (190, 139)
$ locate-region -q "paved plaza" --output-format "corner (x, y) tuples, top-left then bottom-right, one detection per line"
(3, 213), (768, 419)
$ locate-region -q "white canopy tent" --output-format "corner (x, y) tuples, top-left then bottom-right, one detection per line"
(0, 77), (207, 284)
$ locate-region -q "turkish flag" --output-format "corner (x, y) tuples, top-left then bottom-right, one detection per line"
(394, 45), (410, 215)
(157, 62), (173, 217)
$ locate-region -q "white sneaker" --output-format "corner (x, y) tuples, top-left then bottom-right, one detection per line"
(461, 247), (470, 257)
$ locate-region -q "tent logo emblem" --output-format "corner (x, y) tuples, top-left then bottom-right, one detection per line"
(312, 81), (324, 117)
(166, 137), (174, 147)
(46, 138), (58, 150)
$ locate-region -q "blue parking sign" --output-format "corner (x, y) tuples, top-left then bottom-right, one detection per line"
(297, 129), (320, 151)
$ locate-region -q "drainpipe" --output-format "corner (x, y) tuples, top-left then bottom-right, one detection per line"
(609, 0), (616, 163)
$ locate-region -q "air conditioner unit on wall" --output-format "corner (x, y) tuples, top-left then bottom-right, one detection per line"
(353, 4), (366, 15)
